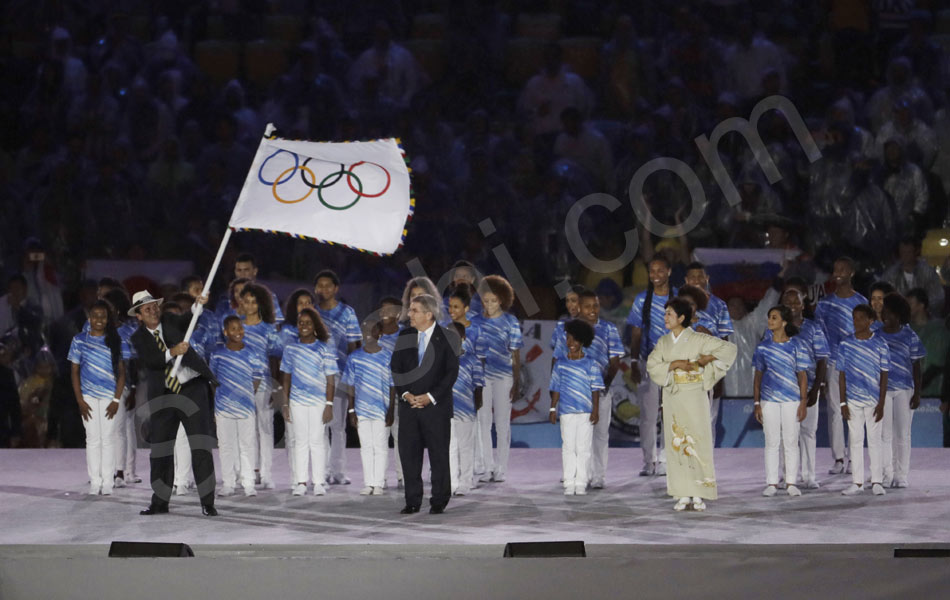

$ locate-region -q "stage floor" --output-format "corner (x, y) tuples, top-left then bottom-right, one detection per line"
(1, 448), (949, 546)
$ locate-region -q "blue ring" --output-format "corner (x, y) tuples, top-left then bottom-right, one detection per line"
(258, 149), (299, 185)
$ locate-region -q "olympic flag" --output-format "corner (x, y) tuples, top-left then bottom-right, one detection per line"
(227, 125), (413, 255)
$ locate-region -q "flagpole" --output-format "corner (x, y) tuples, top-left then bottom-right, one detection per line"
(169, 227), (232, 378)
(169, 123), (278, 378)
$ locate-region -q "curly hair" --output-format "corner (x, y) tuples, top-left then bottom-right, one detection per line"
(297, 307), (330, 342)
(564, 318), (594, 348)
(284, 288), (315, 329)
(478, 275), (515, 312)
(241, 282), (276, 324)
(677, 284), (709, 312)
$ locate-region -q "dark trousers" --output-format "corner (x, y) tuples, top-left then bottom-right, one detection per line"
(148, 379), (216, 508)
(398, 401), (451, 510)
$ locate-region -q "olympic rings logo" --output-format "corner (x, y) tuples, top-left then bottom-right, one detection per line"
(257, 149), (392, 211)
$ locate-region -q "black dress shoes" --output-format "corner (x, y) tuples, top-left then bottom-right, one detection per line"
(400, 505), (420, 514)
(429, 505), (445, 515)
(202, 505), (218, 517)
(140, 505), (169, 516)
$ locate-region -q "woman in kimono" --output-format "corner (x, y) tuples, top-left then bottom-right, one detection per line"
(646, 298), (737, 512)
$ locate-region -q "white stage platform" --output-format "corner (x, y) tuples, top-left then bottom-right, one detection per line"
(1, 447), (949, 546)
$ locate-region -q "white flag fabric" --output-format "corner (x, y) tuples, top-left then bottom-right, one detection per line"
(228, 127), (413, 255)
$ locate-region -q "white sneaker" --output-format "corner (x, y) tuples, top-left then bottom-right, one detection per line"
(245, 487), (257, 497)
(871, 483), (886, 496)
(477, 473), (492, 483)
(492, 474), (506, 483)
(312, 484), (327, 496)
(656, 463), (667, 475)
(292, 484), (306, 496)
(114, 476), (126, 489)
(841, 483), (863, 496)
(590, 479), (604, 489)
(454, 488), (467, 496)
(174, 484), (188, 496)
(787, 485), (802, 497)
(371, 486), (385, 496)
(639, 464), (655, 476)
(882, 474), (893, 487)
(88, 483), (101, 495)
(261, 479), (276, 490)
(100, 487), (113, 496)
(893, 480), (908, 488)
(673, 497), (690, 511)
(329, 474), (350, 485)
(803, 480), (820, 489)
(564, 486), (575, 496)
(125, 473), (142, 484)
(828, 461), (845, 474)
(218, 487), (234, 497)
(762, 485), (777, 497)
(691, 497), (706, 511)
(360, 486), (373, 495)
(574, 487), (587, 496)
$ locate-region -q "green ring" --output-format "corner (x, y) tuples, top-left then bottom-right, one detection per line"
(318, 170), (362, 210)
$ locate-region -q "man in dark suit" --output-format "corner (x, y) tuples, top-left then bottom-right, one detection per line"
(128, 290), (218, 516)
(390, 293), (459, 514)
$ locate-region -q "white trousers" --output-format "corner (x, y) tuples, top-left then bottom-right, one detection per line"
(292, 403), (327, 485)
(392, 408), (403, 482)
(254, 381), (274, 482)
(82, 396), (118, 492)
(450, 417), (477, 492)
(174, 423), (193, 488)
(589, 391), (612, 482)
(847, 404), (884, 486)
(217, 415), (257, 490)
(826, 365), (847, 461)
(477, 375), (513, 479)
(560, 413), (593, 489)
(885, 389), (914, 484)
(763, 401), (800, 486)
(283, 408), (296, 485)
(326, 386), (348, 478)
(799, 399), (820, 484)
(637, 363), (665, 466)
(357, 419), (390, 489)
(114, 388), (137, 476)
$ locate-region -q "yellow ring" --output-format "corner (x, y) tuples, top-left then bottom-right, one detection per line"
(272, 165), (315, 204)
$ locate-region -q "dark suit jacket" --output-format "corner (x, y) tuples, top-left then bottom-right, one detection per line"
(130, 311), (216, 397)
(390, 324), (460, 417)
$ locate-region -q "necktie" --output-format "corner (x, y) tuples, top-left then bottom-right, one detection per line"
(153, 330), (182, 393)
(417, 331), (426, 365)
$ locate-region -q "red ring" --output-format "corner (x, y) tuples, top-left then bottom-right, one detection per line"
(347, 161), (391, 198)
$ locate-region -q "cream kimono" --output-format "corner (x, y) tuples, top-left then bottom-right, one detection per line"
(646, 328), (737, 500)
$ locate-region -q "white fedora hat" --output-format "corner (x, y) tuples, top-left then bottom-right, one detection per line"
(129, 290), (163, 317)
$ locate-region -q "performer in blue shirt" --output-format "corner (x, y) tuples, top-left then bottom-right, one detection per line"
(240, 283), (281, 490)
(210, 316), (263, 497)
(448, 322), (484, 496)
(780, 288), (830, 489)
(280, 307), (337, 496)
(472, 275), (523, 483)
(877, 293), (925, 488)
(344, 319), (395, 495)
(815, 256), (867, 475)
(102, 288), (140, 488)
(314, 269), (361, 486)
(625, 256), (675, 476)
(276, 288), (316, 482)
(377, 296), (403, 353)
(549, 320), (604, 496)
(837, 304), (889, 496)
(552, 290), (622, 489)
(753, 305), (810, 497)
(68, 300), (127, 495)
